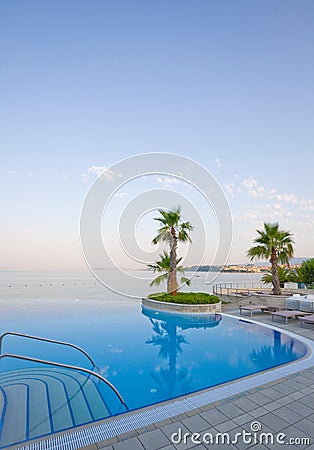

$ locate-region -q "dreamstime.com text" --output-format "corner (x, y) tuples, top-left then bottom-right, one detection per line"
(171, 422), (310, 446)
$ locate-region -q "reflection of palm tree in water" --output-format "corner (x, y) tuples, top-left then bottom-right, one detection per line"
(146, 319), (192, 396)
(250, 330), (296, 367)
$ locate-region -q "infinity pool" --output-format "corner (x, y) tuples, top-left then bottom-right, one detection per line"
(0, 298), (307, 447)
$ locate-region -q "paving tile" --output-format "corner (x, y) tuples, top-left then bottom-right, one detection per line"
(159, 445), (176, 450)
(301, 386), (314, 395)
(113, 437), (144, 450)
(194, 446), (214, 450)
(289, 391), (306, 401)
(155, 418), (173, 427)
(170, 413), (188, 422)
(199, 403), (215, 412)
(247, 392), (273, 406)
(233, 413), (254, 426)
(200, 408), (229, 426)
(217, 403), (245, 419)
(297, 394), (314, 409)
(231, 397), (258, 412)
(294, 418), (314, 439)
(138, 429), (170, 450)
(117, 430), (139, 441)
(214, 419), (238, 433)
(181, 415), (210, 432)
(258, 412), (290, 432)
(98, 446), (113, 450)
(189, 445), (208, 450)
(280, 379), (305, 389)
(136, 424), (156, 434)
(276, 395), (295, 406)
(286, 401), (314, 417)
(262, 401), (283, 413)
(96, 437), (118, 448)
(249, 406), (269, 418)
(273, 384), (296, 396)
(298, 377), (314, 387)
(274, 405), (304, 424)
(259, 387), (283, 401)
(202, 441), (239, 450)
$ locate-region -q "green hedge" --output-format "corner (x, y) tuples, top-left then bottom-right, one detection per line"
(147, 292), (220, 304)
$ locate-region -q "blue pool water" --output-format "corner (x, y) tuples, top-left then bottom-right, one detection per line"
(0, 297), (307, 447)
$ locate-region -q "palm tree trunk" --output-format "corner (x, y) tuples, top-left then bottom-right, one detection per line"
(168, 227), (178, 296)
(271, 250), (281, 295)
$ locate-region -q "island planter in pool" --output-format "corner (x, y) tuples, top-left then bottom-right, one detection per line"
(142, 297), (222, 313)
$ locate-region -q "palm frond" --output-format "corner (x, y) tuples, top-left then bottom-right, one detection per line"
(180, 276), (191, 286)
(149, 273), (168, 286)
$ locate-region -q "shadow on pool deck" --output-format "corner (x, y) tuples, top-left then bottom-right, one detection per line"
(11, 311), (314, 450)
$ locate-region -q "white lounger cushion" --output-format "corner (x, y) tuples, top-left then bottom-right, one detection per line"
(299, 298), (314, 312)
(286, 295), (303, 310)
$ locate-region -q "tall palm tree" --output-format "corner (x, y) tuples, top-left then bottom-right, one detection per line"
(147, 251), (191, 288)
(247, 222), (295, 295)
(152, 208), (193, 295)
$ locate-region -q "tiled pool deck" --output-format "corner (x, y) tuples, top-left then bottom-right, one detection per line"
(13, 311), (314, 450)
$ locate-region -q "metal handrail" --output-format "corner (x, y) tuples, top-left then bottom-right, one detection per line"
(0, 353), (128, 410)
(0, 332), (99, 371)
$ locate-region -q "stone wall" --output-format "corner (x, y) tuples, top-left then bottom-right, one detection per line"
(220, 293), (287, 310)
(218, 288), (311, 311)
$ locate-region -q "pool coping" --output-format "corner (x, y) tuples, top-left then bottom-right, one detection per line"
(11, 313), (314, 450)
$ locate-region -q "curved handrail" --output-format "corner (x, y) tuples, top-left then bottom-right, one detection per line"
(0, 385), (8, 439)
(0, 353), (128, 410)
(0, 332), (99, 372)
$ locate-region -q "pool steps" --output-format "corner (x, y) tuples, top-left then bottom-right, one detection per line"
(0, 333), (127, 448)
(0, 367), (112, 448)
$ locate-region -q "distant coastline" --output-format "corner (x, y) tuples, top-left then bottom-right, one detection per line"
(188, 257), (311, 274)
(187, 265), (269, 273)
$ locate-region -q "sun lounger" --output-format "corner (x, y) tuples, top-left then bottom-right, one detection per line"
(260, 305), (282, 313)
(271, 310), (308, 324)
(239, 305), (263, 316)
(239, 305), (283, 317)
(299, 314), (314, 328)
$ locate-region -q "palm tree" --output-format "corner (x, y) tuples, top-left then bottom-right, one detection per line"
(247, 222), (294, 295)
(261, 266), (294, 288)
(152, 208), (193, 295)
(289, 266), (305, 288)
(147, 251), (191, 288)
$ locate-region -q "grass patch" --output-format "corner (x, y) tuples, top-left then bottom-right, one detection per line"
(147, 292), (220, 304)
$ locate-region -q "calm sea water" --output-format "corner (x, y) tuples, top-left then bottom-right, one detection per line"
(0, 269), (264, 328)
(0, 269), (263, 302)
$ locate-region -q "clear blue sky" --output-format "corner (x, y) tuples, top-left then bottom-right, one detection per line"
(1, 1), (314, 270)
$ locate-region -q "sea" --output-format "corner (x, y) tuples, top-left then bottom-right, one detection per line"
(0, 269), (263, 303)
(0, 269), (264, 322)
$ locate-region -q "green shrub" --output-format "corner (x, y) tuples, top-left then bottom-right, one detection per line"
(301, 259), (314, 286)
(147, 292), (220, 304)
